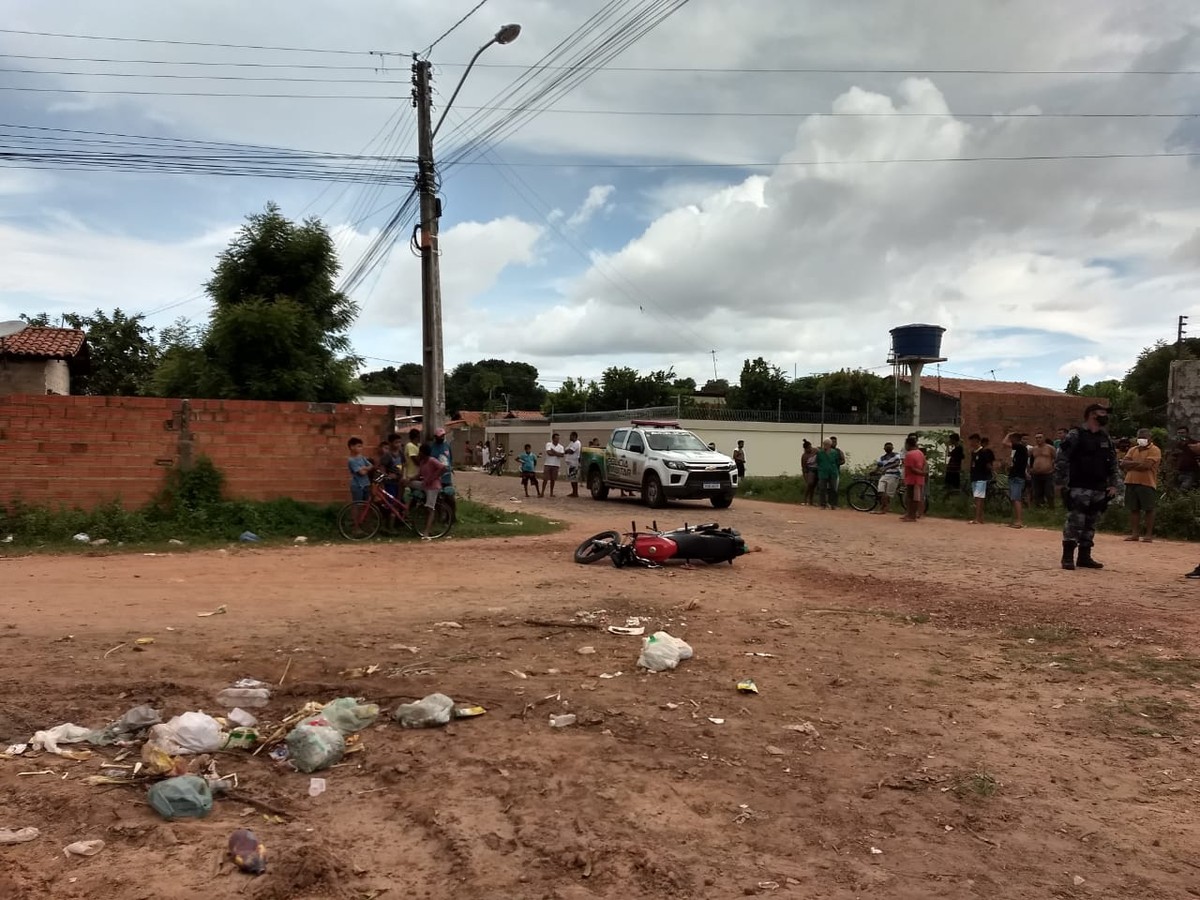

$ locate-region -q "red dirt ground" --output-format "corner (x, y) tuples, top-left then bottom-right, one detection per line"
(2, 471), (1200, 899)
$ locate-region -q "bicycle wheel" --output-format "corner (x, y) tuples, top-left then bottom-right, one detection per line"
(418, 499), (454, 539)
(846, 479), (879, 512)
(338, 501), (381, 540)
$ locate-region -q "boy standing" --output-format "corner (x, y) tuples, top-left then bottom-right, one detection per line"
(347, 437), (372, 502)
(944, 433), (964, 490)
(900, 435), (927, 522)
(1006, 432), (1028, 528)
(967, 433), (994, 524)
(413, 444), (446, 539)
(565, 431), (583, 497)
(518, 443), (540, 497)
(378, 438), (401, 499)
(733, 440), (747, 480)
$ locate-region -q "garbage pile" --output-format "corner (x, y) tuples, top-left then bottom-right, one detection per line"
(1, 679), (487, 876)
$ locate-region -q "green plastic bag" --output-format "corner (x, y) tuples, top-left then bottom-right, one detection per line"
(148, 775), (213, 820)
(319, 698), (380, 735)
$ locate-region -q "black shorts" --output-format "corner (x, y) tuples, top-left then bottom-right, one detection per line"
(521, 471), (538, 486)
(944, 471), (961, 489)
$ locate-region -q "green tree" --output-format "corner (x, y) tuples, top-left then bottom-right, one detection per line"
(153, 203), (359, 401)
(1064, 374), (1081, 395)
(445, 359), (547, 415)
(734, 357), (789, 410)
(357, 363), (423, 396)
(1124, 339), (1200, 429)
(543, 376), (600, 415)
(22, 308), (158, 395)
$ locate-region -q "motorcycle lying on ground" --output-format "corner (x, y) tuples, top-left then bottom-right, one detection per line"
(574, 520), (748, 568)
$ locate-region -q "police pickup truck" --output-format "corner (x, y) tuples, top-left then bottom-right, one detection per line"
(579, 420), (738, 508)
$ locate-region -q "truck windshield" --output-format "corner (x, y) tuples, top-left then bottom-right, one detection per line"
(646, 432), (710, 452)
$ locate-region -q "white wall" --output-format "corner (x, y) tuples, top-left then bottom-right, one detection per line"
(485, 419), (954, 477)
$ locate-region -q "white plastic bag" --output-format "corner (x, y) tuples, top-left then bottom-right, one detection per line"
(30, 724), (93, 755)
(637, 631), (694, 672)
(146, 712), (225, 755)
(64, 840), (105, 857)
(0, 828), (40, 845)
(392, 693), (454, 728)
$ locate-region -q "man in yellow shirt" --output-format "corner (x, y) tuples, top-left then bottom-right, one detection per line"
(1120, 428), (1161, 542)
(402, 427), (421, 486)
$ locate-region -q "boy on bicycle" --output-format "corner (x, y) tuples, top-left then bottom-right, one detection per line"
(412, 444), (446, 539)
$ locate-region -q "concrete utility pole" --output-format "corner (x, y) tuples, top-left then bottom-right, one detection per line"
(412, 58), (445, 441)
(410, 24), (521, 442)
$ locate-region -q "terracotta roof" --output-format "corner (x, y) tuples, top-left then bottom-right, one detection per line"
(901, 376), (1067, 400)
(0, 327), (87, 360)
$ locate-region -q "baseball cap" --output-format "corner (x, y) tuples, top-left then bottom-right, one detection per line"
(434, 427), (446, 437)
(1083, 402), (1111, 417)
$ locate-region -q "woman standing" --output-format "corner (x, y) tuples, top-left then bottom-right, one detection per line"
(801, 439), (818, 505)
(816, 439), (840, 509)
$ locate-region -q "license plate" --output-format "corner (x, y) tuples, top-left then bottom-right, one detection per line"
(703, 481), (721, 490)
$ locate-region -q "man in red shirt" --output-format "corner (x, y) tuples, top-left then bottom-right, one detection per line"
(900, 435), (927, 522)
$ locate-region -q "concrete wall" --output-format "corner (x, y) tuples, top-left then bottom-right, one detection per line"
(1169, 360), (1200, 432)
(484, 419), (952, 477)
(0, 359), (68, 395)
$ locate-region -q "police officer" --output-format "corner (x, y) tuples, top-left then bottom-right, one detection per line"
(1054, 403), (1119, 570)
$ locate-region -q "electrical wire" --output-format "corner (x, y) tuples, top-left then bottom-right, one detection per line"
(421, 0), (490, 57)
(0, 26), (391, 56)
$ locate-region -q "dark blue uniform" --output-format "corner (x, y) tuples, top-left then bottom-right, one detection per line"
(1054, 425), (1118, 568)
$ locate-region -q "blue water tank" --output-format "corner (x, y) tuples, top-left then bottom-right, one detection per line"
(890, 324), (945, 360)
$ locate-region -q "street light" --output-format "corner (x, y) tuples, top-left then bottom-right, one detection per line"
(415, 24), (521, 441)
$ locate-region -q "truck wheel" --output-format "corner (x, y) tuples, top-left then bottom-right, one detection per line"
(710, 494), (733, 509)
(643, 473), (666, 508)
(589, 468), (609, 501)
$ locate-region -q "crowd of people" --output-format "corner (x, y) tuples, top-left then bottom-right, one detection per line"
(344, 427), (455, 539)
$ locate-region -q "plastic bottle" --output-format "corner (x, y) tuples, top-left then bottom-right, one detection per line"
(228, 829), (267, 875)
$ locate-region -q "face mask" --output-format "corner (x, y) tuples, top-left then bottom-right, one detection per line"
(1137, 438), (1149, 447)
(1095, 415), (1109, 426)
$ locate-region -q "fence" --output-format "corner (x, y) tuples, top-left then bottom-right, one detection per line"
(547, 405), (915, 426)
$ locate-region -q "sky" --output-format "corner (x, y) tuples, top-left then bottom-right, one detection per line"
(3, 0), (1200, 399)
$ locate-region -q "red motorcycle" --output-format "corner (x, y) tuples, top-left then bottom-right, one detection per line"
(574, 520), (747, 568)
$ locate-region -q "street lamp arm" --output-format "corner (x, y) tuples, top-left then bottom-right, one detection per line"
(432, 39), (495, 141)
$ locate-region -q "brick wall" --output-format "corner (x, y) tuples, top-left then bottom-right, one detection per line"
(0, 395), (395, 510)
(959, 391), (1105, 445)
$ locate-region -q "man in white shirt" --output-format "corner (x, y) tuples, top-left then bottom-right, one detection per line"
(564, 431), (583, 497)
(541, 432), (565, 497)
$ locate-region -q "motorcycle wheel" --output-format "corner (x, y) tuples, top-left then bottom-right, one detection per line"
(574, 530), (621, 565)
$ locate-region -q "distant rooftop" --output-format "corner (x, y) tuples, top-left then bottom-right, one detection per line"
(0, 326), (87, 360)
(901, 376), (1067, 400)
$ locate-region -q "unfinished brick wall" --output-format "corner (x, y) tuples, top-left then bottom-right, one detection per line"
(0, 395), (395, 510)
(959, 391), (1106, 445)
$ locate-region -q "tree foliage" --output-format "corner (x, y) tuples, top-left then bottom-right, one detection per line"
(155, 203), (359, 402)
(357, 364), (423, 396)
(445, 359), (547, 415)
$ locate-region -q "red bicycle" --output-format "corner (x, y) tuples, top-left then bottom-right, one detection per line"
(337, 475), (454, 540)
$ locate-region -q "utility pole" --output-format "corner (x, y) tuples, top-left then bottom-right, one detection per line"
(412, 57), (445, 441)
(1179, 314), (1189, 359)
(710, 350), (718, 381)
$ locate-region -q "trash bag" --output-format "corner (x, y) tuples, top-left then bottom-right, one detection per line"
(392, 693), (455, 729)
(637, 631), (694, 672)
(319, 698), (380, 735)
(30, 724), (93, 755)
(146, 712), (226, 755)
(285, 723), (345, 773)
(147, 775), (213, 820)
(87, 705), (162, 746)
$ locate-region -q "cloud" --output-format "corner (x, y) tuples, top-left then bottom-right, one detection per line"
(565, 185), (616, 229)
(1058, 355), (1129, 382)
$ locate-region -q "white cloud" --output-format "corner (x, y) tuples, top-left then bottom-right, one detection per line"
(1059, 355), (1129, 382)
(566, 185), (616, 229)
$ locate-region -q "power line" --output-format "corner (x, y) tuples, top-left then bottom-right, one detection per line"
(0, 26), (391, 56)
(0, 65), (408, 84)
(0, 85), (404, 99)
(421, 0), (490, 57)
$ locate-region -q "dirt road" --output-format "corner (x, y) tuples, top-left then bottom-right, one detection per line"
(1, 472), (1199, 899)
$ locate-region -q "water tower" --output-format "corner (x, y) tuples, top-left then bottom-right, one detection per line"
(889, 324), (947, 427)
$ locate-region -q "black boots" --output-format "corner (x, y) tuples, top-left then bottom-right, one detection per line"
(1062, 541), (1103, 570)
(1077, 545), (1104, 569)
(1062, 541), (1076, 570)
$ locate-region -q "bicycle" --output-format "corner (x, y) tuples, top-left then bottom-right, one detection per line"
(337, 475), (454, 541)
(846, 472), (928, 515)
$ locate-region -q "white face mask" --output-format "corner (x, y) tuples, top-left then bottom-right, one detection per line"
(1137, 438), (1149, 447)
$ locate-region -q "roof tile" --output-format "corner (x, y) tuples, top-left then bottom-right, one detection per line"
(902, 376), (1066, 399)
(0, 327), (87, 359)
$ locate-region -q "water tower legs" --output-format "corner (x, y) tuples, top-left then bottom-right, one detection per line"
(908, 362), (924, 428)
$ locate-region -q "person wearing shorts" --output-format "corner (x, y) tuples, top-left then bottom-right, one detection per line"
(412, 444), (445, 539)
(1121, 427), (1161, 542)
(967, 433), (994, 524)
(564, 431), (583, 498)
(518, 444), (540, 497)
(541, 432), (565, 497)
(874, 442), (902, 515)
(1006, 432), (1028, 528)
(900, 435), (927, 521)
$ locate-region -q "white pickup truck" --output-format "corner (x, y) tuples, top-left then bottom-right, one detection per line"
(580, 420), (739, 508)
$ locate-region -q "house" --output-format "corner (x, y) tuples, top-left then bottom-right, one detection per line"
(902, 376), (1101, 442)
(0, 326), (89, 396)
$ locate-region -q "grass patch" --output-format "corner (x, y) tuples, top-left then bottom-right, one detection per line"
(952, 772), (1000, 799)
(0, 456), (562, 552)
(1113, 655), (1200, 686)
(739, 475), (807, 504)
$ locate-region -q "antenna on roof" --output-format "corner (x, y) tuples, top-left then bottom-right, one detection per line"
(0, 321), (27, 339)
